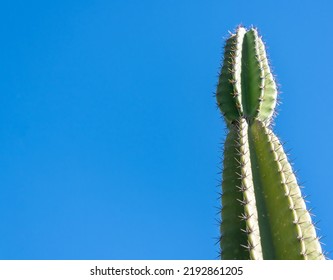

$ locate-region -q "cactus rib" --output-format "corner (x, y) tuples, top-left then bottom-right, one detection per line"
(220, 119), (262, 259)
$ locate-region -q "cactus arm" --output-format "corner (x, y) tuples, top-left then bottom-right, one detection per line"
(248, 120), (324, 259)
(217, 27), (278, 125)
(248, 120), (303, 259)
(269, 129), (325, 259)
(221, 119), (263, 260)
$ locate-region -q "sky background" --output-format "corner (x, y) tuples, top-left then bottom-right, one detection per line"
(0, 0), (332, 260)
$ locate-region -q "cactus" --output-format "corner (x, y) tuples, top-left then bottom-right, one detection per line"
(216, 26), (325, 260)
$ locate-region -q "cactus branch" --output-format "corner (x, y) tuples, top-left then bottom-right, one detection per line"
(217, 26), (324, 260)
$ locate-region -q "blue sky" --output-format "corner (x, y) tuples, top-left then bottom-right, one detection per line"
(0, 0), (332, 259)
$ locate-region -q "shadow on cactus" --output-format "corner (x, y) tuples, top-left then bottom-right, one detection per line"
(216, 26), (325, 260)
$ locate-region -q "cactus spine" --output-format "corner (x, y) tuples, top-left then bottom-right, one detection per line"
(217, 27), (324, 260)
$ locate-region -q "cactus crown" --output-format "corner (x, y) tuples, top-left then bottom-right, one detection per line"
(216, 27), (277, 126)
(217, 26), (325, 260)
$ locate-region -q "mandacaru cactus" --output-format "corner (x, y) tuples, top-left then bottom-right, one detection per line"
(216, 26), (325, 260)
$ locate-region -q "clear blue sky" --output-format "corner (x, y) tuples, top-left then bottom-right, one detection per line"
(0, 0), (332, 259)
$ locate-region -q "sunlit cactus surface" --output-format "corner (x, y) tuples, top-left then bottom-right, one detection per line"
(216, 26), (325, 260)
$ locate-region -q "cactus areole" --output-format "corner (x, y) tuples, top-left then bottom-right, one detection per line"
(217, 27), (324, 260)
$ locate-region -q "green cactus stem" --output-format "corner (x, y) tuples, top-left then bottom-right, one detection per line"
(217, 26), (324, 260)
